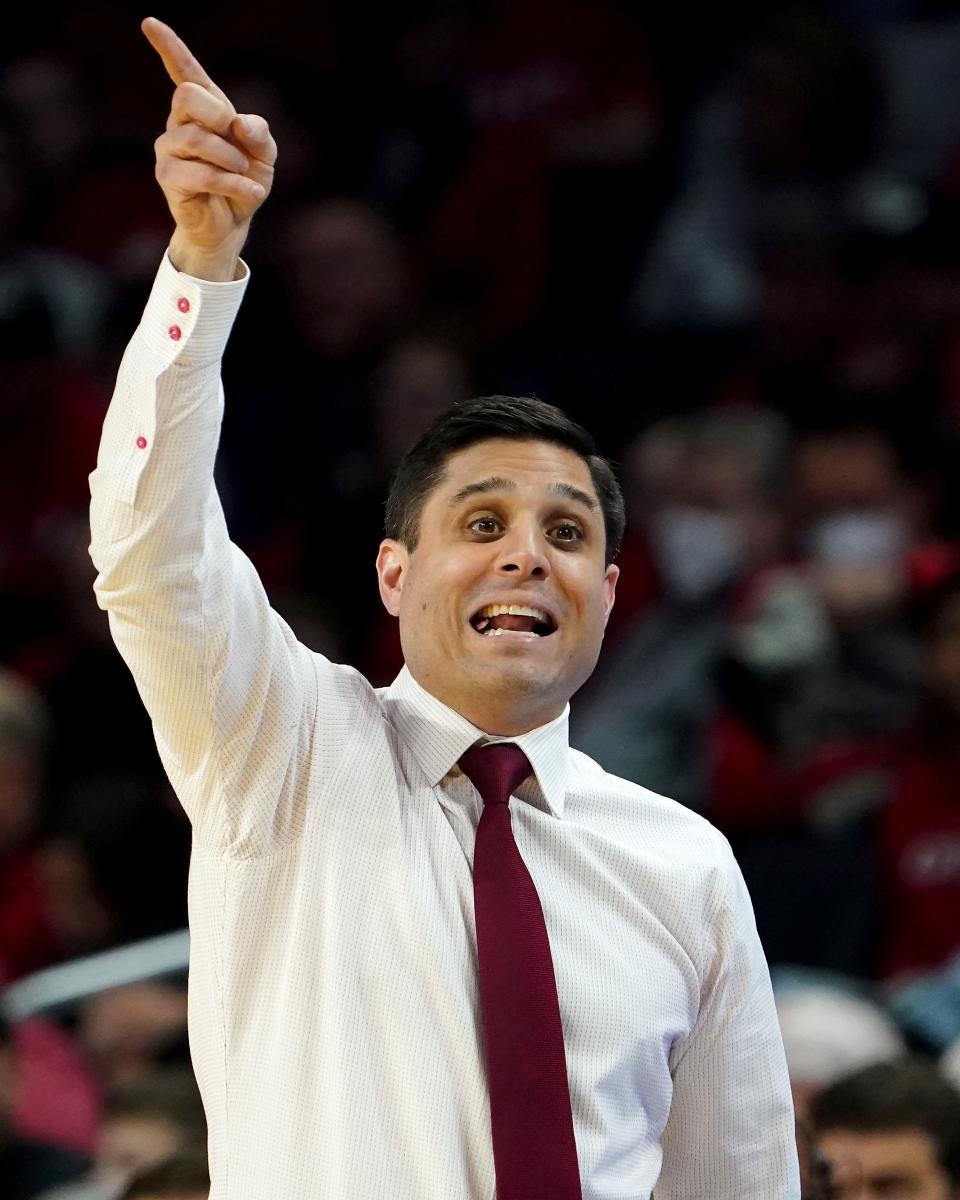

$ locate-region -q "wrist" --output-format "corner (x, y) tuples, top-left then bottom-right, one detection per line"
(168, 231), (247, 282)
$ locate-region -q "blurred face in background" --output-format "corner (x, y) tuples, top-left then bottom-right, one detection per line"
(373, 338), (472, 471)
(925, 590), (960, 720)
(792, 430), (917, 627)
(0, 1039), (17, 1142)
(0, 674), (49, 857)
(283, 199), (408, 357)
(0, 744), (38, 856)
(804, 511), (910, 626)
(133, 1192), (207, 1200)
(627, 416), (784, 604)
(80, 985), (189, 1088)
(96, 1113), (182, 1193)
(817, 1127), (958, 1200)
(649, 451), (770, 602)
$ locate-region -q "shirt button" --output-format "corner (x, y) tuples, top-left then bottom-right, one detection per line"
(177, 297), (191, 313)
(136, 436), (148, 449)
(168, 324), (182, 341)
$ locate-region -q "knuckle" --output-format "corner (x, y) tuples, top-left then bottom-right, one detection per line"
(181, 123), (203, 152)
(162, 160), (187, 187)
(242, 114), (269, 139)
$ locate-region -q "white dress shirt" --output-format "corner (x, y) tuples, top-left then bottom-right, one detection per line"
(89, 254), (801, 1200)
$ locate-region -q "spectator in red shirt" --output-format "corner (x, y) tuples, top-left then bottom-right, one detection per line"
(879, 569), (960, 980)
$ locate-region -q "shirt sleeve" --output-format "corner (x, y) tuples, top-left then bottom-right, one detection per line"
(655, 835), (801, 1200)
(89, 254), (367, 857)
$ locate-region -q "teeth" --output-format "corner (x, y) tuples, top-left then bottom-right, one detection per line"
(477, 603), (550, 622)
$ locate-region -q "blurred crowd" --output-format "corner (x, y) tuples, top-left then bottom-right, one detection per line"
(5, 1), (960, 1196)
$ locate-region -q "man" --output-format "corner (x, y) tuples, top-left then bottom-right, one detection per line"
(809, 1059), (960, 1199)
(88, 17), (800, 1199)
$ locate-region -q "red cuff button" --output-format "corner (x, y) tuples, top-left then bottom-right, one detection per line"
(177, 297), (190, 313)
(136, 436), (148, 449)
(168, 324), (182, 341)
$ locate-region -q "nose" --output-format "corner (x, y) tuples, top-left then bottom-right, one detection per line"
(494, 521), (550, 579)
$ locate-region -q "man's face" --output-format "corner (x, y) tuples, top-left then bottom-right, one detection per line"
(376, 438), (618, 734)
(818, 1128), (958, 1200)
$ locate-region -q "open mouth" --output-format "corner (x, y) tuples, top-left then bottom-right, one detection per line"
(470, 603), (557, 638)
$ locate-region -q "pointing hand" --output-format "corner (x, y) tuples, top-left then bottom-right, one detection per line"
(142, 17), (277, 279)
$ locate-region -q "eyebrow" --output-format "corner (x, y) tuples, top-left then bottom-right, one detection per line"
(450, 476), (598, 511)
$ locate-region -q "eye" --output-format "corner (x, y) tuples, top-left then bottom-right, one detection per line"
(550, 522), (584, 543)
(468, 516), (502, 536)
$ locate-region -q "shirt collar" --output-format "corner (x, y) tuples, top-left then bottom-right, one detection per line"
(382, 665), (570, 817)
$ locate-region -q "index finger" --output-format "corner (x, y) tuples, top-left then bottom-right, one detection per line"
(141, 16), (223, 96)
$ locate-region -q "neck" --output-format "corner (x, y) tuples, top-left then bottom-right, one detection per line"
(410, 669), (564, 736)
(454, 694), (563, 737)
(464, 708), (558, 737)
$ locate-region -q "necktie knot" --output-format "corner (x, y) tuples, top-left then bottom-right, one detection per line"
(459, 743), (531, 808)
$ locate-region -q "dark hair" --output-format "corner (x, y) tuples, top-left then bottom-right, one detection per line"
(808, 1058), (960, 1184)
(384, 395), (625, 564)
(120, 1147), (209, 1200)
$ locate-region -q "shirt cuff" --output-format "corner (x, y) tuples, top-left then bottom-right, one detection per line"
(139, 251), (251, 367)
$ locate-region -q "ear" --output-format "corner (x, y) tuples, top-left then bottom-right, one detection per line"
(376, 539), (408, 617)
(601, 563), (619, 627)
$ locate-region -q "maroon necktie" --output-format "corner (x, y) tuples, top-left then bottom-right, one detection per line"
(459, 743), (581, 1200)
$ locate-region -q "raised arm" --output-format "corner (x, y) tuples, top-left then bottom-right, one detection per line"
(89, 21), (363, 856)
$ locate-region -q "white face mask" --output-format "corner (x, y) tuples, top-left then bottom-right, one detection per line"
(804, 509), (910, 565)
(804, 509), (911, 622)
(651, 506), (746, 602)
